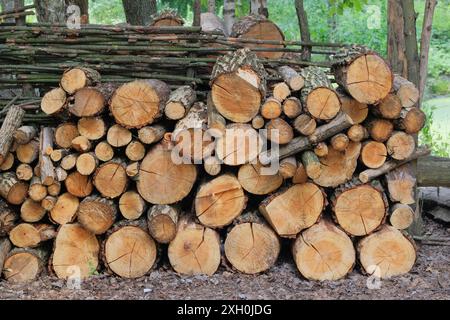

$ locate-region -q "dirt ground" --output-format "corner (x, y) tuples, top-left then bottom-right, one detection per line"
(0, 216), (449, 300)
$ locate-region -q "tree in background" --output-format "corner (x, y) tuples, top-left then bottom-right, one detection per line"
(250, 0), (268, 18)
(294, 0), (311, 60)
(223, 0), (235, 35)
(122, 0), (156, 25)
(33, 0), (88, 24)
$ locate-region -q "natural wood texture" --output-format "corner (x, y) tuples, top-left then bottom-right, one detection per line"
(216, 123), (262, 166)
(49, 192), (79, 225)
(147, 204), (179, 243)
(0, 200), (18, 236)
(385, 164), (415, 205)
(203, 156), (222, 176)
(41, 195), (57, 211)
(292, 162), (308, 184)
(137, 138), (197, 205)
(107, 124), (132, 148)
(195, 174), (246, 228)
(278, 157), (297, 179)
(77, 117), (106, 140)
(396, 107), (426, 134)
(47, 181), (62, 196)
(0, 152), (14, 171)
(110, 79), (170, 129)
(3, 248), (47, 283)
(165, 86), (197, 120)
(0, 238), (11, 277)
(293, 114), (316, 136)
(125, 140), (146, 162)
(300, 67), (341, 120)
(259, 183), (325, 238)
(282, 97), (302, 119)
(339, 93), (368, 124)
(39, 127), (55, 186)
(292, 220), (355, 281)
(367, 118), (394, 142)
(51, 223), (100, 279)
(361, 141), (387, 169)
(103, 220), (157, 278)
(333, 48), (393, 104)
(93, 159), (128, 199)
(69, 87), (105, 117)
(273, 82), (291, 102)
(261, 97), (282, 120)
(28, 176), (47, 202)
(60, 67), (101, 94)
(358, 225), (416, 278)
(301, 151), (321, 179)
(76, 152), (98, 175)
(150, 9), (184, 27)
(0, 105), (25, 165)
(9, 223), (56, 248)
(417, 156), (450, 187)
(55, 167), (67, 183)
(137, 125), (166, 145)
(201, 12), (225, 34)
(332, 180), (387, 236)
(14, 125), (37, 145)
(313, 142), (361, 188)
(231, 15), (285, 59)
(387, 1), (407, 77)
(265, 118), (294, 145)
(41, 87), (66, 115)
(223, 0), (235, 35)
(50, 149), (69, 162)
(373, 94), (402, 119)
(238, 161), (283, 195)
(16, 139), (39, 164)
(313, 142), (328, 157)
(393, 75), (419, 108)
(278, 66), (304, 91)
(123, 0), (155, 25)
(347, 124), (368, 142)
(251, 114), (265, 129)
(20, 199), (46, 223)
(126, 162), (140, 179)
(0, 172), (28, 205)
(211, 48), (266, 123)
(54, 123), (79, 149)
(78, 196), (117, 234)
(225, 212), (280, 274)
(294, 0), (311, 60)
(168, 215), (221, 275)
(71, 135), (92, 153)
(390, 204), (414, 230)
(65, 171), (93, 197)
(386, 131), (415, 160)
(60, 153), (78, 170)
(119, 191), (146, 220)
(94, 141), (114, 162)
(330, 133), (349, 151)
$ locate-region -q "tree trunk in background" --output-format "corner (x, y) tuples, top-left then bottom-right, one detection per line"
(387, 0), (407, 77)
(0, 0), (15, 23)
(122, 0), (153, 25)
(250, 0), (268, 18)
(400, 0), (420, 88)
(193, 0), (201, 27)
(294, 0), (311, 61)
(327, 0), (338, 43)
(418, 0), (437, 104)
(149, 0), (157, 16)
(208, 0), (215, 13)
(67, 0), (89, 24)
(34, 0), (66, 23)
(223, 0), (235, 36)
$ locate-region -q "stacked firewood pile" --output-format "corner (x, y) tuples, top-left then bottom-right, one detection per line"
(0, 15), (429, 283)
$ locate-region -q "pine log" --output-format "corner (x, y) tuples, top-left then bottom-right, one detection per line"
(39, 127), (56, 186)
(16, 139), (39, 164)
(13, 125), (37, 145)
(71, 135), (92, 153)
(225, 211), (280, 274)
(65, 171), (93, 197)
(41, 195), (57, 211)
(137, 125), (166, 145)
(47, 181), (61, 197)
(300, 67), (341, 121)
(386, 131), (415, 160)
(367, 118), (394, 142)
(195, 174), (246, 228)
(301, 151), (322, 179)
(55, 167), (68, 182)
(210, 48), (266, 123)
(119, 191), (146, 220)
(373, 94), (402, 119)
(203, 155), (222, 176)
(339, 92), (368, 124)
(0, 153), (14, 171)
(151, 9), (184, 26)
(231, 15), (285, 59)
(3, 248), (47, 282)
(20, 199), (46, 223)
(265, 118), (294, 145)
(137, 138), (197, 204)
(93, 159), (128, 199)
(102, 219), (157, 278)
(347, 124), (368, 142)
(54, 123), (79, 149)
(0, 172), (28, 205)
(110, 79), (170, 129)
(293, 114), (316, 136)
(77, 116), (106, 140)
(51, 223), (100, 279)
(357, 225), (416, 278)
(77, 195), (117, 235)
(393, 75), (419, 108)
(390, 204), (414, 230)
(292, 220), (355, 281)
(330, 133), (349, 151)
(50, 149), (69, 162)
(292, 162), (308, 184)
(282, 97), (302, 119)
(261, 97), (282, 120)
(259, 183), (325, 238)
(168, 215), (221, 275)
(0, 200), (18, 236)
(251, 115), (265, 129)
(238, 161), (283, 195)
(60, 67), (101, 94)
(395, 107), (426, 134)
(165, 85), (197, 120)
(277, 66), (304, 91)
(107, 124), (132, 148)
(28, 176), (47, 202)
(9, 223), (56, 248)
(313, 142), (328, 157)
(60, 153), (78, 170)
(278, 157), (298, 179)
(76, 152), (98, 176)
(68, 87), (106, 117)
(0, 238), (11, 276)
(41, 87), (66, 115)
(94, 141), (114, 162)
(360, 141), (387, 169)
(49, 192), (79, 225)
(147, 204), (180, 243)
(0, 105), (25, 165)
(332, 180), (388, 236)
(273, 82), (291, 102)
(126, 162), (140, 179)
(385, 164), (416, 205)
(332, 47), (393, 104)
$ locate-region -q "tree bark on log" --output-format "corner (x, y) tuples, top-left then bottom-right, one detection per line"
(147, 204), (179, 244)
(0, 199), (18, 236)
(77, 195), (117, 235)
(0, 172), (28, 205)
(3, 247), (48, 282)
(49, 192), (79, 225)
(0, 105), (25, 165)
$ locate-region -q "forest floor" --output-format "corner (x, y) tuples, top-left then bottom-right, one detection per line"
(0, 218), (449, 300)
